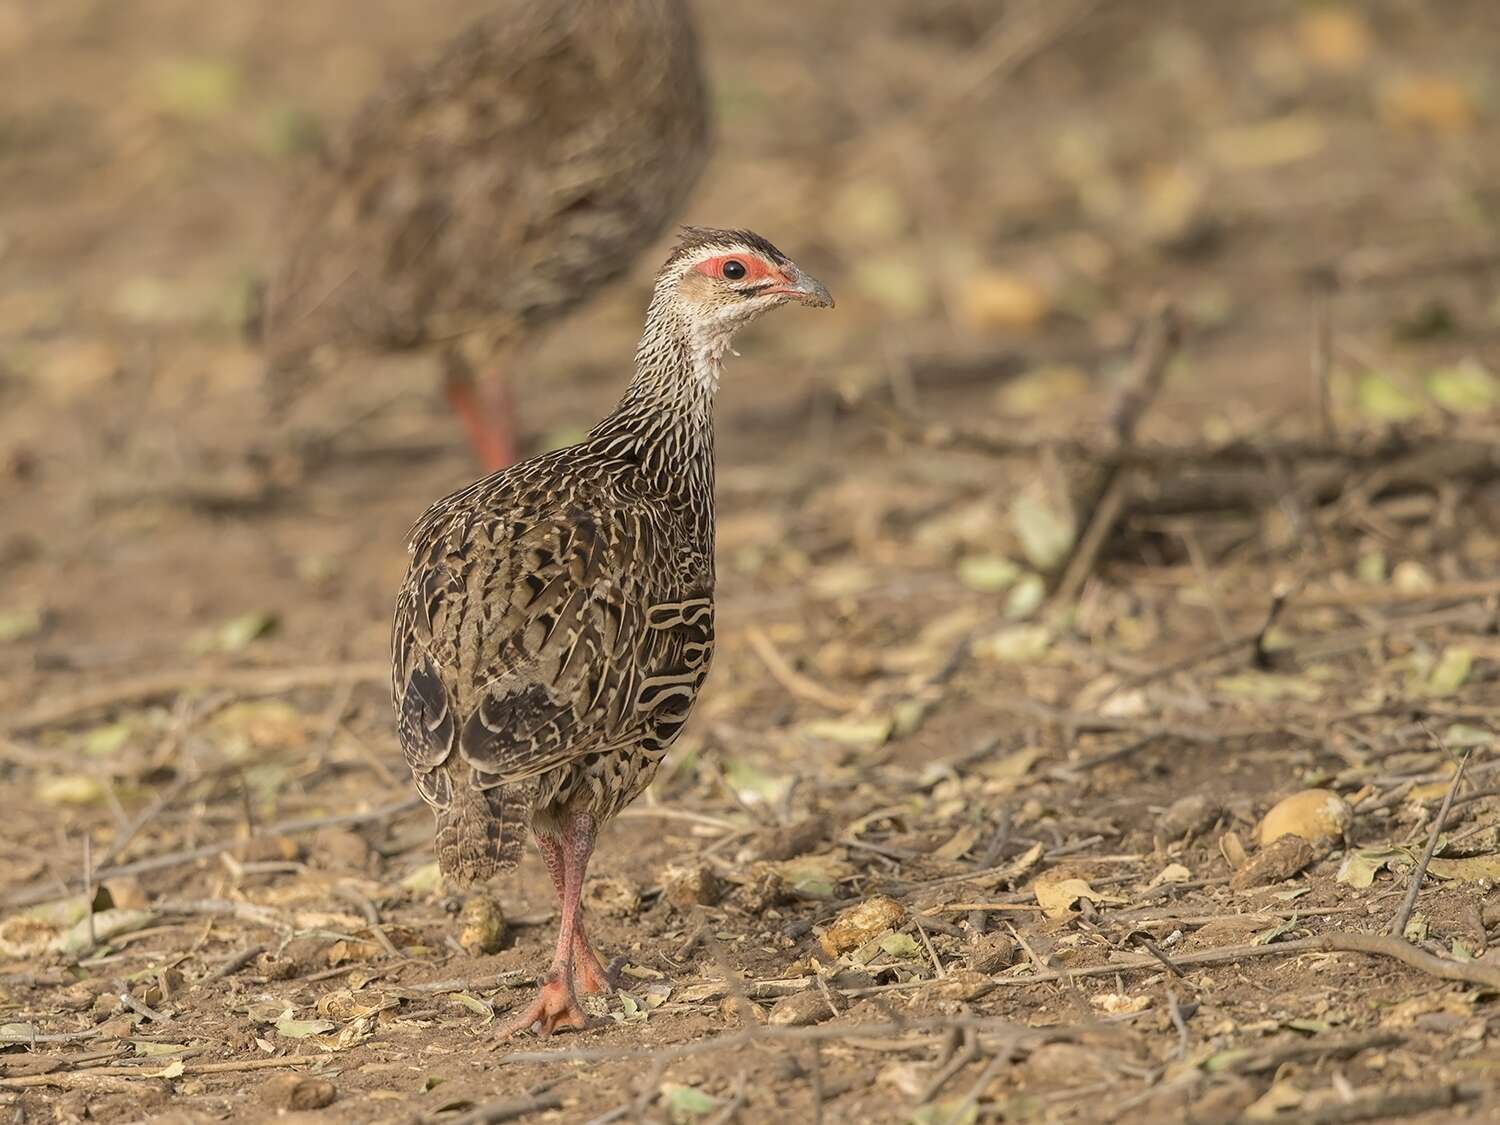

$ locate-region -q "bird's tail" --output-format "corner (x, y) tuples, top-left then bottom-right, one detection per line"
(434, 780), (529, 887)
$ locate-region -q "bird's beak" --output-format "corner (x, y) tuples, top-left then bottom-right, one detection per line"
(773, 267), (834, 309)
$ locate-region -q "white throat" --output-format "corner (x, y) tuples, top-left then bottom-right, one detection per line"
(690, 319), (738, 395)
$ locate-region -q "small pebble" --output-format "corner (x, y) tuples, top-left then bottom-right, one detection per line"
(1159, 794), (1221, 839)
(768, 990), (835, 1027)
(969, 932), (1017, 974)
(264, 1074), (337, 1111)
(660, 863), (721, 910)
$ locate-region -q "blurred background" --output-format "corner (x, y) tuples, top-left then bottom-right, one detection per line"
(3, 1), (1500, 1121)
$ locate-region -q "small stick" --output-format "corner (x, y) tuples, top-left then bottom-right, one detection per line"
(116, 993), (169, 1023)
(917, 1026), (978, 1104)
(1252, 583), (1293, 670)
(1050, 300), (1181, 605)
(810, 1040), (825, 1125)
(1165, 988), (1190, 1059)
(432, 1092), (564, 1125)
(1389, 741), (1472, 938)
(83, 835), (97, 949)
(1131, 933), (1187, 980)
(202, 944), (265, 982)
(743, 626), (859, 712)
(1313, 299), (1336, 441)
(914, 920), (946, 980)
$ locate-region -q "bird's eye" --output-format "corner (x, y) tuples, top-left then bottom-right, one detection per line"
(722, 259), (747, 280)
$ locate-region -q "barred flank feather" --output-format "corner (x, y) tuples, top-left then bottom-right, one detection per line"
(434, 782), (527, 886)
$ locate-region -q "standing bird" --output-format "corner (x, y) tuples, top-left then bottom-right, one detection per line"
(258, 0), (710, 470)
(393, 228), (832, 1036)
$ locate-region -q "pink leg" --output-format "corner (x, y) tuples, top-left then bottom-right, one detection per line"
(534, 831), (614, 995)
(444, 373), (518, 472)
(500, 812), (603, 1037)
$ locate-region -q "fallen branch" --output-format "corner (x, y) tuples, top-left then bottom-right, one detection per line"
(1390, 739), (1472, 938)
(1051, 300), (1181, 604)
(0, 1054), (315, 1089)
(743, 626), (860, 712)
(432, 1089), (564, 1125)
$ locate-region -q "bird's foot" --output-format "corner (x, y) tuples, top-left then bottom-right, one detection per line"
(498, 973), (591, 1038)
(572, 943), (622, 996)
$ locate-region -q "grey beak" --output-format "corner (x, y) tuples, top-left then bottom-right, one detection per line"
(786, 268), (834, 309)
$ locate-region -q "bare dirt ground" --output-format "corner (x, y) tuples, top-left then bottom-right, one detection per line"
(4, 1), (1500, 1121)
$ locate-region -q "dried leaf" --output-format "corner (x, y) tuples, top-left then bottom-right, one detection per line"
(957, 555), (1021, 593)
(1034, 876), (1119, 920)
(153, 1058), (186, 1079)
(1003, 574), (1046, 620)
(821, 896), (907, 957)
(449, 993), (494, 1021)
(1354, 371), (1424, 422)
(1090, 992), (1151, 1014)
(37, 775), (105, 806)
(960, 271), (1052, 331)
(134, 1041), (189, 1057)
(192, 610), (278, 654)
(723, 758), (795, 805)
(1380, 75), (1476, 134)
(148, 57), (241, 121)
(80, 722), (132, 758)
(912, 1099), (979, 1125)
(978, 747), (1043, 784)
(274, 1017), (336, 1039)
(57, 908), (155, 956)
(1147, 863), (1192, 888)
(1210, 115), (1326, 169)
(1427, 855), (1500, 882)
(932, 825), (980, 862)
(0, 608), (43, 643)
(662, 1083), (718, 1121)
(1216, 672), (1323, 702)
(878, 932), (923, 961)
(400, 861), (441, 893)
(974, 625), (1052, 664)
(1297, 7), (1373, 71)
(1425, 646), (1472, 696)
(1427, 360), (1498, 413)
(799, 716), (894, 749)
(1012, 488), (1076, 572)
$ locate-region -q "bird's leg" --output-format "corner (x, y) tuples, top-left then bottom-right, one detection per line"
(500, 811), (602, 1037)
(441, 346), (518, 472)
(477, 369), (520, 471)
(535, 829), (614, 996)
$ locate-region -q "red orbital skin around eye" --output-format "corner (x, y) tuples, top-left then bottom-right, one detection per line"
(693, 254), (781, 283)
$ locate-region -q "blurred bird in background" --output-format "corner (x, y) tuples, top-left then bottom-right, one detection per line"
(255, 0), (711, 471)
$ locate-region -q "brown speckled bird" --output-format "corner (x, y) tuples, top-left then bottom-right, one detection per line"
(393, 228), (832, 1036)
(260, 0), (710, 470)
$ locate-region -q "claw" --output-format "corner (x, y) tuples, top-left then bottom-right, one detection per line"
(498, 973), (591, 1038)
(573, 941), (618, 996)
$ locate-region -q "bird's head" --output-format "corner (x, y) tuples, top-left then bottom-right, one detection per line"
(655, 227), (833, 345)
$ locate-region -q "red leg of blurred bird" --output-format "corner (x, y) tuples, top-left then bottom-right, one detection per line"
(444, 373), (517, 472)
(501, 811), (602, 1037)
